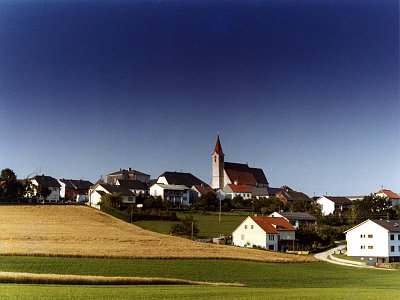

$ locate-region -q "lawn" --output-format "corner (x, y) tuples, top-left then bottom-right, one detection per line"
(134, 212), (247, 238)
(0, 256), (399, 299)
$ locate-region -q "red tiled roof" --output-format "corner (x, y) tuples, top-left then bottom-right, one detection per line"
(227, 184), (251, 193)
(377, 189), (400, 199)
(251, 216), (295, 234)
(224, 162), (257, 186)
(193, 184), (215, 195)
(213, 135), (223, 155)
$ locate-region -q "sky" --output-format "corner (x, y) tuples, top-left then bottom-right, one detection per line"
(0, 0), (399, 196)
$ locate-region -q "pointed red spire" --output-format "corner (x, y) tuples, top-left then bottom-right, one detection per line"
(214, 135), (223, 155)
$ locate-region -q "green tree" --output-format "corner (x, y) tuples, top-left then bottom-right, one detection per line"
(0, 168), (17, 183)
(170, 215), (199, 239)
(231, 195), (249, 209)
(36, 184), (51, 201)
(194, 192), (218, 211)
(100, 192), (122, 208)
(353, 194), (395, 221)
(252, 197), (283, 214)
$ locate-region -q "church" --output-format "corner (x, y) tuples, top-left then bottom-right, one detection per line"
(211, 136), (269, 194)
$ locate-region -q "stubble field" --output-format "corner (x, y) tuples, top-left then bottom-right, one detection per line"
(0, 205), (315, 262)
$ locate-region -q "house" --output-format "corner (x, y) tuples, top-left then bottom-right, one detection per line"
(375, 189), (400, 207)
(58, 179), (93, 201)
(251, 186), (270, 199)
(345, 219), (400, 264)
(30, 175), (61, 202)
(211, 135), (269, 191)
(232, 216), (295, 251)
(115, 179), (149, 195)
(107, 168), (150, 184)
(316, 196), (352, 216)
(152, 171), (210, 205)
(275, 186), (312, 206)
(269, 212), (317, 229)
(223, 183), (252, 199)
(89, 183), (136, 207)
(191, 184), (216, 201)
(157, 171), (207, 187)
(149, 183), (191, 205)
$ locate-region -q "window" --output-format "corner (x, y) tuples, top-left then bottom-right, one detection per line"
(390, 246), (395, 252)
(250, 225), (254, 229)
(390, 234), (395, 240)
(398, 246), (400, 252)
(398, 234), (400, 240)
(241, 234), (245, 241)
(367, 234), (373, 238)
(360, 234), (365, 238)
(269, 235), (275, 240)
(368, 246), (373, 249)
(245, 225), (247, 229)
(360, 245), (365, 249)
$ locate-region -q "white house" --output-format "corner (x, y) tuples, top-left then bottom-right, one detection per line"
(30, 175), (61, 202)
(269, 212), (317, 229)
(345, 219), (400, 264)
(375, 189), (400, 207)
(316, 196), (352, 216)
(150, 183), (191, 206)
(88, 183), (136, 208)
(223, 183), (252, 200)
(232, 216), (295, 251)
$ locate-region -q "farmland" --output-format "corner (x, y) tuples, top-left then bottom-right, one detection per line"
(0, 256), (399, 299)
(0, 205), (399, 299)
(0, 205), (314, 262)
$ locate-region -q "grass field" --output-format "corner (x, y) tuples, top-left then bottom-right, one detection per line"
(0, 205), (314, 262)
(1, 205), (398, 299)
(0, 256), (399, 299)
(134, 212), (246, 238)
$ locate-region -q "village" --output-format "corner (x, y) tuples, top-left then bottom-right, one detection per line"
(1, 135), (399, 267)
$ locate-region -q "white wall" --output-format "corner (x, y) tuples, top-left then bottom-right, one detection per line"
(346, 220), (389, 258)
(316, 197), (334, 215)
(232, 217), (268, 248)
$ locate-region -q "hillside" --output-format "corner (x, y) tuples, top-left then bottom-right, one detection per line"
(0, 205), (315, 262)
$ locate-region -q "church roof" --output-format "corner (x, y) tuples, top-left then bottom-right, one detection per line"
(213, 135), (224, 155)
(224, 162), (268, 186)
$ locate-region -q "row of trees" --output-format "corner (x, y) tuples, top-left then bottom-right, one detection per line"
(0, 168), (52, 202)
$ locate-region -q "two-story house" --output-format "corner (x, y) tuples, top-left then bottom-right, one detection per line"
(232, 216), (295, 251)
(345, 219), (400, 265)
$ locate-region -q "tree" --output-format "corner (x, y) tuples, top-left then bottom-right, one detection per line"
(0, 168), (24, 201)
(0, 168), (17, 183)
(36, 184), (51, 201)
(353, 194), (395, 222)
(252, 197), (283, 214)
(193, 192), (219, 211)
(231, 195), (249, 209)
(100, 192), (122, 208)
(170, 215), (199, 239)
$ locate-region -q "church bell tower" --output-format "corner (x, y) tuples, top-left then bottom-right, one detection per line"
(211, 135), (225, 189)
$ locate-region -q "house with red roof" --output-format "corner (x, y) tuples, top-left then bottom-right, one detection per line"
(211, 135), (269, 199)
(232, 216), (295, 251)
(375, 189), (400, 207)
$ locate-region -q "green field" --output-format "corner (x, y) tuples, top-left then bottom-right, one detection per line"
(0, 256), (399, 299)
(134, 212), (247, 238)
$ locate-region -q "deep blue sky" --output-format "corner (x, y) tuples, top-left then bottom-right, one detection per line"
(1, 0), (399, 196)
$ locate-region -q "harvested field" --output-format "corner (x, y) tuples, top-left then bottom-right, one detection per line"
(0, 205), (316, 263)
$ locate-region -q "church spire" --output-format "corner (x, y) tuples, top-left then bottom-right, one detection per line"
(214, 135), (223, 155)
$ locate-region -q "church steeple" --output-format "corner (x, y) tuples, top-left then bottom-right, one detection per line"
(212, 135), (225, 189)
(214, 135), (223, 155)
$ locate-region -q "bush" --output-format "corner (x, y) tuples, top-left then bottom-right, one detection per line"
(170, 215), (199, 239)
